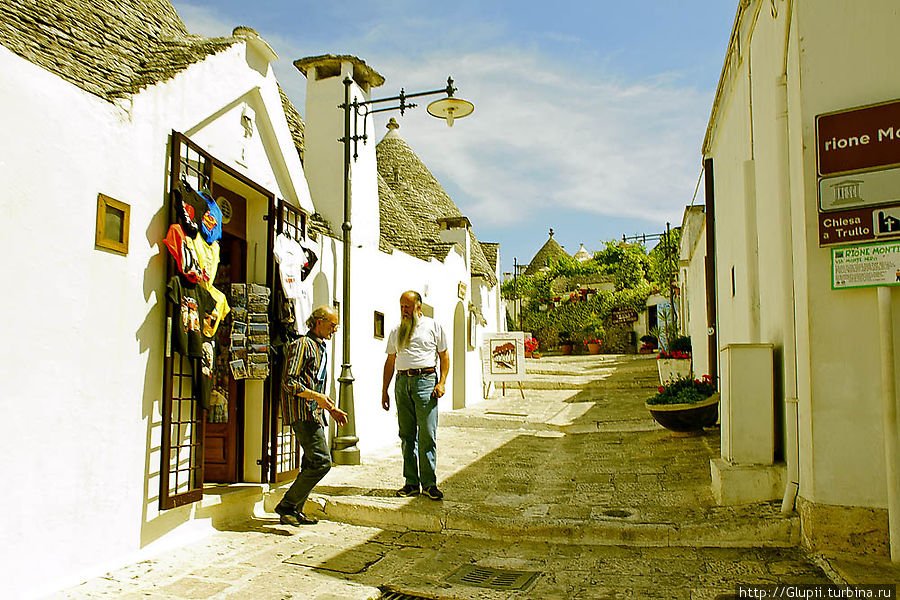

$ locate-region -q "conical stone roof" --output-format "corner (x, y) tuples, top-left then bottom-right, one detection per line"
(376, 120), (496, 286)
(0, 0), (239, 101)
(524, 228), (570, 275)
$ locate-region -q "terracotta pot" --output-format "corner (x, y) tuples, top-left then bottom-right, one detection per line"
(645, 394), (719, 433)
(586, 342), (601, 355)
(524, 350), (533, 358)
(559, 343), (573, 355)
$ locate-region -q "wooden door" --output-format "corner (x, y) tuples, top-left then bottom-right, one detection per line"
(203, 233), (246, 483)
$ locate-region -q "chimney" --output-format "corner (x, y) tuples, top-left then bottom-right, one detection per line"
(294, 55), (385, 248)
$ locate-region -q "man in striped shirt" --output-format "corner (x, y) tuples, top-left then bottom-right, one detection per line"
(274, 306), (347, 526)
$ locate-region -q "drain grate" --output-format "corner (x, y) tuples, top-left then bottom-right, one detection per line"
(380, 591), (431, 600)
(446, 565), (540, 591)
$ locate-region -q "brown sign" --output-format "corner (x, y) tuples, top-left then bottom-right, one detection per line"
(819, 206), (900, 246)
(817, 99), (900, 176)
(610, 308), (638, 324)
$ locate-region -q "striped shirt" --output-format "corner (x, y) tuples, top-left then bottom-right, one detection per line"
(281, 334), (328, 426)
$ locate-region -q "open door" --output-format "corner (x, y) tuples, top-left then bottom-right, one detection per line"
(159, 132), (213, 509)
(267, 200), (308, 483)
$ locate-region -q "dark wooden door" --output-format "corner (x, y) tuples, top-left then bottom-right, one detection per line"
(203, 232), (246, 483)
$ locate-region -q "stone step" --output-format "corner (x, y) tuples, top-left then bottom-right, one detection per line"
(304, 493), (800, 549)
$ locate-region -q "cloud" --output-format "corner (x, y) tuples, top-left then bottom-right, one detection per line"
(370, 48), (711, 230)
(172, 2), (712, 239)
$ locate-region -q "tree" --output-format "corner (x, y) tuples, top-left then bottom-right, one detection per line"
(594, 241), (651, 290)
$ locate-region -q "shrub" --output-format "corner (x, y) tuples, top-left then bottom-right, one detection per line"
(647, 375), (716, 405)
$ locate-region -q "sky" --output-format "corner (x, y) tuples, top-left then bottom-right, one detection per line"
(170, 0), (736, 273)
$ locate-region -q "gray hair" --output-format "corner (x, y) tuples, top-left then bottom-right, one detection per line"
(305, 305), (338, 330)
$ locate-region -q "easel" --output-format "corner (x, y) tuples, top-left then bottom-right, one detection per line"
(482, 380), (525, 399)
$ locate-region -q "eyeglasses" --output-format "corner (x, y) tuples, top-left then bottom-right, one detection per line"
(320, 320), (339, 331)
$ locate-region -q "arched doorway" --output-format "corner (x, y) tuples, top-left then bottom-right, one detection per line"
(453, 302), (466, 409)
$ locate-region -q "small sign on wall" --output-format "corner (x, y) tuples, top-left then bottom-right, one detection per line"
(832, 240), (900, 289)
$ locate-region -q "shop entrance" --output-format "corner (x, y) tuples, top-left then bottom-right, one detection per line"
(203, 231), (245, 483)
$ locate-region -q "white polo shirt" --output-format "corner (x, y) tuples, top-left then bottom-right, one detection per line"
(385, 316), (448, 370)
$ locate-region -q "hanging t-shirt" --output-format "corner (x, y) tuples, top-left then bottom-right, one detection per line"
(164, 224), (204, 284)
(167, 275), (216, 358)
(193, 234), (220, 284)
(202, 283), (230, 337)
(170, 178), (207, 237)
(273, 233), (314, 334)
(197, 188), (223, 244)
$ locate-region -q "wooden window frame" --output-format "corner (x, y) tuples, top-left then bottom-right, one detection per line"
(95, 193), (130, 255)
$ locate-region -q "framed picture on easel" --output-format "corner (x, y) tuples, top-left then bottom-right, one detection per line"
(481, 332), (526, 397)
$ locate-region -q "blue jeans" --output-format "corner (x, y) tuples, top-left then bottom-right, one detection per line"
(395, 372), (438, 488)
(279, 419), (331, 511)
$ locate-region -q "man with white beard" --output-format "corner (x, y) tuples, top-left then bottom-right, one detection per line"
(381, 290), (450, 500)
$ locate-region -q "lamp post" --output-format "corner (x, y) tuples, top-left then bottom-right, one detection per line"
(331, 75), (474, 465)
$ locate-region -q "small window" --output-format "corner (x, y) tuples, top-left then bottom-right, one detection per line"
(374, 311), (385, 339)
(95, 193), (130, 255)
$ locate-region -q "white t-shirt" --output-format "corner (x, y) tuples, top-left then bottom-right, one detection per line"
(273, 233), (313, 334)
(385, 315), (448, 370)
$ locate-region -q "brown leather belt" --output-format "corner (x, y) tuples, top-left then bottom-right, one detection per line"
(398, 367), (436, 376)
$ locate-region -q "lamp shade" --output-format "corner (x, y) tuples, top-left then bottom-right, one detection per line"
(427, 97), (474, 127)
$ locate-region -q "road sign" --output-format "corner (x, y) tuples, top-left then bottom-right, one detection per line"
(817, 98), (900, 177)
(832, 240), (900, 289)
(816, 99), (900, 247)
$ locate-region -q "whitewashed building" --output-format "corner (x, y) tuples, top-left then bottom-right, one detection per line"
(684, 0), (900, 559)
(0, 2), (502, 597)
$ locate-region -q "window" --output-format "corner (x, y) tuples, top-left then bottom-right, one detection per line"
(374, 311), (385, 339)
(95, 193), (130, 255)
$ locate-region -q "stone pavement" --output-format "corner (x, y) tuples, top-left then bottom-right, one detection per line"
(61, 354), (897, 599)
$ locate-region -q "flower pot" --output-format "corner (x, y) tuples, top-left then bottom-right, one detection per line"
(645, 393), (719, 434)
(586, 342), (602, 355)
(559, 343), (573, 355)
(657, 358), (692, 383)
(524, 350), (533, 358)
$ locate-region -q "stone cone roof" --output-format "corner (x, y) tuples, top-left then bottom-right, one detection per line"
(574, 243), (592, 262)
(278, 84), (305, 162)
(0, 0), (238, 101)
(524, 230), (570, 275)
(376, 121), (497, 286)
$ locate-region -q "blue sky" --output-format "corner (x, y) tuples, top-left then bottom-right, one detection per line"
(171, 0), (736, 273)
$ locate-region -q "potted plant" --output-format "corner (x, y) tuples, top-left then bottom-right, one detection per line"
(657, 349), (692, 383)
(581, 321), (605, 355)
(524, 336), (539, 358)
(656, 335), (692, 382)
(558, 331), (574, 355)
(639, 333), (658, 354)
(645, 375), (719, 434)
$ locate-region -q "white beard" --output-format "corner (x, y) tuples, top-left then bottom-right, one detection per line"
(397, 313), (418, 350)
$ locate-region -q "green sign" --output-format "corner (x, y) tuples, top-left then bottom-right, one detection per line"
(832, 240), (900, 289)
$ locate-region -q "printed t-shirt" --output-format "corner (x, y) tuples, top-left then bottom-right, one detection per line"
(193, 234), (220, 283)
(164, 224), (204, 283)
(166, 275), (216, 358)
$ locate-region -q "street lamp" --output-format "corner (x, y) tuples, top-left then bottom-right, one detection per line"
(331, 75), (474, 465)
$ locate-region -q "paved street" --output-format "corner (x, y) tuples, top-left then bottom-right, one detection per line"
(61, 354), (895, 599)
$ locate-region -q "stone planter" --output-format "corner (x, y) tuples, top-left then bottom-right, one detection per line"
(645, 393), (719, 434)
(657, 358), (692, 383)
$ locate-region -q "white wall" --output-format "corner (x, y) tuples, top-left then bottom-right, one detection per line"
(704, 0), (900, 512)
(0, 39), (315, 597)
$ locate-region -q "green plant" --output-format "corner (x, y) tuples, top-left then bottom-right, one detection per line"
(670, 335), (692, 353)
(647, 375), (716, 405)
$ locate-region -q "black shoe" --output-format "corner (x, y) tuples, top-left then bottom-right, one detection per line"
(396, 484), (420, 497)
(275, 504), (318, 526)
(423, 486), (444, 500)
